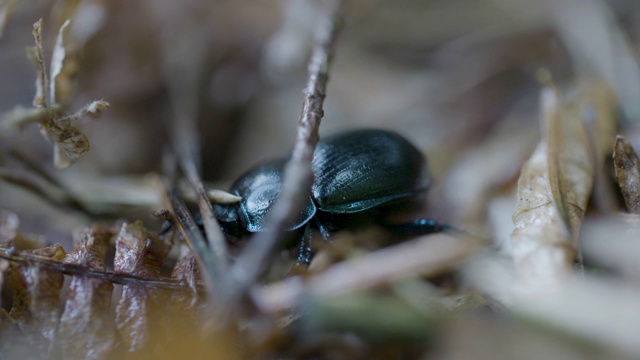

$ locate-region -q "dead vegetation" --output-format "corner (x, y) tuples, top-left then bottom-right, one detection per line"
(1, 0), (640, 359)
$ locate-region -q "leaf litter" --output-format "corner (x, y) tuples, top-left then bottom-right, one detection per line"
(1, 1), (640, 360)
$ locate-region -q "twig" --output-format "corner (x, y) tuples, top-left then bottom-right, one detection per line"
(0, 167), (89, 215)
(252, 233), (480, 313)
(160, 5), (230, 290)
(182, 160), (229, 276)
(224, 0), (344, 309)
(7, 148), (93, 215)
(0, 246), (187, 289)
(31, 19), (48, 108)
(153, 176), (221, 299)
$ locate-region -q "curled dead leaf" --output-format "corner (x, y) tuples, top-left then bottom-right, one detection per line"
(613, 135), (640, 213)
(50, 19), (78, 106)
(40, 121), (90, 169)
(510, 77), (617, 291)
(0, 18), (109, 169)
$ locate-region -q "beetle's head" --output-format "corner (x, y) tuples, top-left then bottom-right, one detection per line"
(212, 203), (244, 238)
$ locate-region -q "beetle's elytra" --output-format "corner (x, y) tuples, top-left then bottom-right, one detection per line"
(312, 129), (429, 214)
(214, 128), (444, 263)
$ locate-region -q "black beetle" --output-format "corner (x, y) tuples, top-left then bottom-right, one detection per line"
(214, 128), (445, 264)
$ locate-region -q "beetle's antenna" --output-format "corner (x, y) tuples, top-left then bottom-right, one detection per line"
(223, 0), (345, 311)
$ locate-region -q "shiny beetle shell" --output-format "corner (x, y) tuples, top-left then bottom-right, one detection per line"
(215, 158), (316, 233)
(311, 129), (430, 213)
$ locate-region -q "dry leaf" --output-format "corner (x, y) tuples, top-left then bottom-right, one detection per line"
(0, 18), (109, 169)
(57, 224), (118, 359)
(50, 19), (78, 107)
(613, 136), (640, 213)
(40, 120), (90, 169)
(7, 244), (66, 355)
(542, 82), (592, 240)
(113, 221), (173, 352)
(510, 78), (617, 290)
(81, 99), (110, 118)
(167, 244), (202, 337)
(510, 142), (575, 291)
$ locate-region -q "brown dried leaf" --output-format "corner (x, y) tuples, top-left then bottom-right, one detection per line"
(7, 244), (66, 355)
(40, 120), (90, 169)
(81, 99), (110, 118)
(30, 19), (47, 108)
(2, 18), (111, 169)
(166, 244), (202, 336)
(113, 221), (173, 352)
(50, 19), (78, 107)
(0, 306), (34, 360)
(511, 78), (617, 290)
(60, 99), (111, 124)
(511, 143), (574, 287)
(542, 83), (574, 235)
(613, 136), (640, 213)
(171, 243), (200, 289)
(113, 221), (172, 277)
(58, 224), (118, 359)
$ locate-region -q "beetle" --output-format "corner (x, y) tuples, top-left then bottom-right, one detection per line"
(214, 128), (446, 264)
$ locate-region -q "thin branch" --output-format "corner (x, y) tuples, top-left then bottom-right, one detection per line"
(7, 148), (93, 215)
(182, 160), (229, 276)
(0, 246), (187, 289)
(224, 0), (344, 309)
(31, 19), (48, 108)
(160, 5), (230, 290)
(252, 233), (480, 314)
(152, 171), (221, 301)
(0, 167), (89, 215)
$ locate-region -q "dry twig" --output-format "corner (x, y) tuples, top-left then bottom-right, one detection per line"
(224, 0), (345, 309)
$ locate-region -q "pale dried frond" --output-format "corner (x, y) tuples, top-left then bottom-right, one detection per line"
(510, 77), (617, 291)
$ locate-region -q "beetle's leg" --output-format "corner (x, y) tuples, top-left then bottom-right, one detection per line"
(314, 218), (332, 240)
(296, 225), (313, 265)
(383, 219), (451, 237)
(159, 218), (175, 235)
